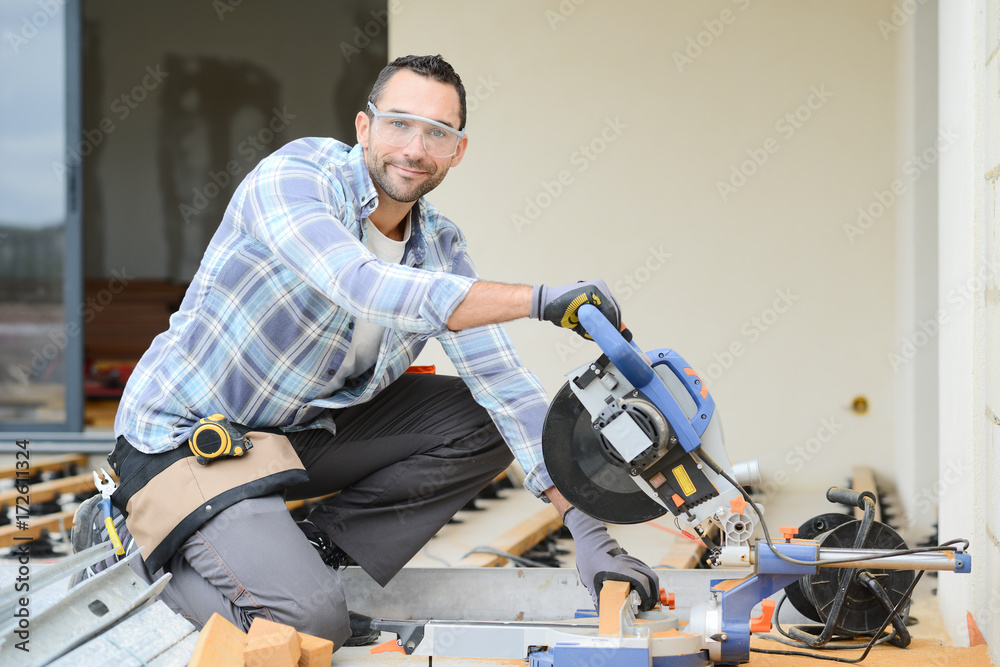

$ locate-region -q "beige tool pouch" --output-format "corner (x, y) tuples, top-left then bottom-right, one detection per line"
(109, 431), (307, 572)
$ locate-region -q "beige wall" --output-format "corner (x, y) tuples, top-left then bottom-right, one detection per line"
(395, 1), (901, 494)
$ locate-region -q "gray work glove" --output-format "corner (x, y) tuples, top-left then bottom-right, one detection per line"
(563, 507), (660, 611)
(530, 279), (621, 339)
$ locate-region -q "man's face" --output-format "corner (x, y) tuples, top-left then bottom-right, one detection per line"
(356, 70), (468, 204)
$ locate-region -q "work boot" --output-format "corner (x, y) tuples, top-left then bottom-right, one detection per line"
(345, 612), (381, 647)
(69, 493), (134, 587)
(295, 522), (377, 646)
(296, 520), (356, 570)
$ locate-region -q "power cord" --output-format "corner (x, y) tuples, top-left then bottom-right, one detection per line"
(749, 571), (925, 663)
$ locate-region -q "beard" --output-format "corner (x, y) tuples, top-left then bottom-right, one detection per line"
(366, 148), (449, 203)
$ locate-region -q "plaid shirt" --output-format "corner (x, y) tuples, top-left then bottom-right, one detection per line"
(116, 139), (554, 496)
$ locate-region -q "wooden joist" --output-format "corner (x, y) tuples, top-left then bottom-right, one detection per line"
(0, 454), (89, 479)
(0, 472), (96, 508)
(461, 504), (563, 567)
(658, 524), (718, 570)
(0, 509), (76, 548)
(284, 492), (339, 512)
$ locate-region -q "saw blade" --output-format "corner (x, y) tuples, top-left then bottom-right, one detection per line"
(542, 381), (667, 524)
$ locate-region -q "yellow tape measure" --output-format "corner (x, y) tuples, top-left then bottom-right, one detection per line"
(189, 414), (252, 465)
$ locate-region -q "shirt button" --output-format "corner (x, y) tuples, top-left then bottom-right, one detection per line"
(348, 321), (354, 329)
(327, 369), (335, 375)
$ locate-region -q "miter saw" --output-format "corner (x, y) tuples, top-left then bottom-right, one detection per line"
(372, 305), (972, 666)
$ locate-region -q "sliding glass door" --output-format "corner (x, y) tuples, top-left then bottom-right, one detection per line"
(0, 0), (82, 431)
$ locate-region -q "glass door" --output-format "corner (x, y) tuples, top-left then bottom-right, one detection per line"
(0, 0), (82, 431)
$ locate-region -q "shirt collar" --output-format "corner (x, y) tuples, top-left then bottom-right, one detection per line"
(346, 143), (380, 217)
(345, 143), (428, 266)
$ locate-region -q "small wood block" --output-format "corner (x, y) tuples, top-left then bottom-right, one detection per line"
(598, 580), (631, 636)
(245, 618), (301, 667)
(297, 632), (334, 667)
(188, 613), (247, 667)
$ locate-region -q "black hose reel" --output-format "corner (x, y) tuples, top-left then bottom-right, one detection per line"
(782, 489), (914, 648)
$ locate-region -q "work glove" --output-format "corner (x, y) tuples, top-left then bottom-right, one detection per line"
(563, 507), (659, 611)
(530, 279), (621, 339)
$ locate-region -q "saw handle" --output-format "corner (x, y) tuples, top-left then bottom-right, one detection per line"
(577, 303), (715, 451)
(577, 304), (653, 386)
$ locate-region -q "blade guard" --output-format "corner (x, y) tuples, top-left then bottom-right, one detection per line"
(577, 305), (714, 452)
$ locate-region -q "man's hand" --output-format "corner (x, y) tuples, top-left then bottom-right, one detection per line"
(563, 507), (659, 610)
(530, 280), (621, 339)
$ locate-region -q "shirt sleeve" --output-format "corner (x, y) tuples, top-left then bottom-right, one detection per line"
(238, 154), (475, 335)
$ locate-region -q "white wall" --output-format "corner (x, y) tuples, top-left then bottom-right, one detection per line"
(395, 1), (901, 496)
(937, 0), (1000, 657)
(894, 1), (941, 545)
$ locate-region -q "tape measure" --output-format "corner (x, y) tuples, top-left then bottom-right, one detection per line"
(189, 414), (252, 465)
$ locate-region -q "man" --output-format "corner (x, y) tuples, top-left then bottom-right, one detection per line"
(78, 55), (657, 649)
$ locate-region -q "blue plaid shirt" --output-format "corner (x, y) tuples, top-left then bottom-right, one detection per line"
(116, 139), (554, 496)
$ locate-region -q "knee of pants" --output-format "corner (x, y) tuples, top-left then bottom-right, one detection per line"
(274, 574), (351, 647)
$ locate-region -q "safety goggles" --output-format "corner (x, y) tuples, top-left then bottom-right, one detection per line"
(367, 101), (465, 158)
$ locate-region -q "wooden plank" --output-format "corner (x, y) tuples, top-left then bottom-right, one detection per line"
(460, 504), (563, 567)
(0, 509), (76, 548)
(0, 473), (96, 508)
(850, 466), (882, 522)
(658, 524), (718, 570)
(0, 454), (89, 479)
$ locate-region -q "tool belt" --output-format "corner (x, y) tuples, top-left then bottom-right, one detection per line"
(107, 429), (308, 573)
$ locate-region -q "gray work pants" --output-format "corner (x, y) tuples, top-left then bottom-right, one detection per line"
(129, 374), (513, 645)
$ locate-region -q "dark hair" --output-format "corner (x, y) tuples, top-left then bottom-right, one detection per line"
(368, 54), (467, 130)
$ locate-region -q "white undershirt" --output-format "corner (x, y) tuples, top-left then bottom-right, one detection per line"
(323, 217), (410, 394)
